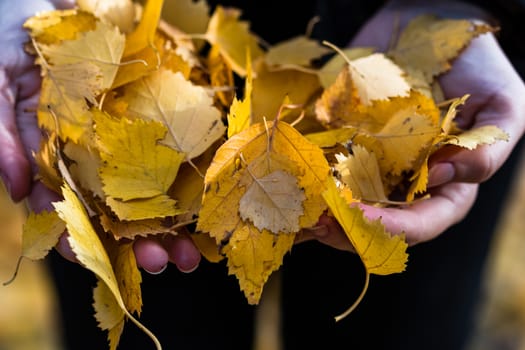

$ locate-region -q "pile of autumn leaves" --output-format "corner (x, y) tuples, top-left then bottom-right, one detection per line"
(14, 0), (508, 348)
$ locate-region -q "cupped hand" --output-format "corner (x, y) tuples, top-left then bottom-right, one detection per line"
(300, 0), (525, 250)
(0, 0), (201, 273)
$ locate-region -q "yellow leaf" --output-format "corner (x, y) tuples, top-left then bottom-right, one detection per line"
(93, 279), (125, 350)
(23, 9), (97, 45)
(94, 110), (184, 220)
(445, 125), (509, 150)
(208, 45), (235, 109)
(168, 146), (217, 224)
(3, 209), (66, 286)
(315, 66), (360, 128)
(34, 134), (62, 194)
(113, 242), (142, 316)
(223, 222), (295, 304)
(205, 6), (264, 76)
(390, 15), (494, 82)
(77, 0), (136, 33)
(162, 0), (210, 35)
(317, 47), (374, 88)
(64, 140), (104, 199)
(106, 196), (184, 221)
(322, 178), (408, 275)
(124, 0), (164, 56)
(198, 120), (330, 303)
(372, 99), (441, 176)
(264, 36), (330, 67)
(348, 53), (410, 105)
(305, 127), (357, 148)
(252, 62), (321, 124)
(112, 33), (166, 89)
(40, 19), (125, 93)
(99, 211), (168, 240)
(190, 232), (224, 263)
(239, 169), (306, 233)
(121, 69), (226, 159)
(113, 27), (194, 89)
(31, 16), (125, 143)
(53, 183), (161, 349)
(406, 151), (431, 202)
(95, 110), (183, 200)
(21, 210), (66, 261)
(335, 145), (387, 203)
(322, 178), (408, 322)
(440, 94), (469, 134)
(37, 64), (97, 143)
(227, 48), (253, 138)
(198, 120), (329, 239)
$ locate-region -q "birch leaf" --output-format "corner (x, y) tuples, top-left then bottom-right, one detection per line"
(445, 125), (509, 150)
(223, 223), (295, 304)
(252, 62), (321, 124)
(77, 0), (136, 33)
(390, 15), (494, 82)
(124, 0), (164, 56)
(265, 36), (330, 67)
(322, 177), (408, 275)
(40, 19), (125, 94)
(53, 183), (161, 349)
(64, 140), (104, 199)
(121, 69), (226, 159)
(348, 53), (410, 105)
(208, 44), (235, 109)
(162, 0), (210, 35)
(23, 9), (97, 45)
(94, 110), (184, 220)
(205, 6), (264, 76)
(113, 242), (143, 316)
(227, 49), (253, 138)
(335, 146), (387, 202)
(93, 279), (125, 350)
(198, 120), (330, 239)
(317, 47), (374, 88)
(198, 120), (330, 302)
(239, 170), (306, 233)
(20, 210), (66, 261)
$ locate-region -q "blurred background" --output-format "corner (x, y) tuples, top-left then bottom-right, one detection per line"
(2, 147), (525, 350)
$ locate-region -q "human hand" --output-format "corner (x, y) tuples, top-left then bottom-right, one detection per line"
(0, 0), (201, 273)
(299, 0), (525, 250)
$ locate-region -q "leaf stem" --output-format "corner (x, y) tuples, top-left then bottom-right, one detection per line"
(334, 269), (370, 322)
(125, 310), (162, 350)
(3, 256), (23, 286)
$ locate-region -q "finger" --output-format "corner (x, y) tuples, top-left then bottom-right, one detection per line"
(55, 233), (79, 263)
(428, 142), (509, 186)
(163, 234), (201, 273)
(133, 237), (169, 274)
(0, 69), (32, 201)
(360, 182), (479, 245)
(296, 214), (356, 252)
(432, 34), (525, 185)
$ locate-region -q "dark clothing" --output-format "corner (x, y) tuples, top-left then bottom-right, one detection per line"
(49, 1), (525, 349)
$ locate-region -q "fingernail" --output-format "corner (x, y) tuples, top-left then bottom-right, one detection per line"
(143, 264), (168, 275)
(178, 263), (199, 274)
(428, 163), (455, 187)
